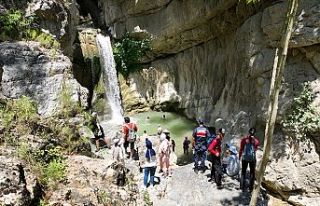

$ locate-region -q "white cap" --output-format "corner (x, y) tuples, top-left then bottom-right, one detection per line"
(160, 133), (166, 141)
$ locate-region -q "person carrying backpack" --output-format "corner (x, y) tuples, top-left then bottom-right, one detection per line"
(239, 127), (260, 191)
(122, 117), (138, 159)
(192, 120), (210, 173)
(208, 128), (225, 189)
(206, 127), (216, 163)
(91, 112), (107, 152)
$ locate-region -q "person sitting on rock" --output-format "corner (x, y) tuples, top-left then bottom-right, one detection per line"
(143, 139), (157, 188)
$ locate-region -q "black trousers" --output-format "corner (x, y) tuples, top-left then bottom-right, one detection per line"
(211, 155), (222, 186)
(241, 160), (256, 190)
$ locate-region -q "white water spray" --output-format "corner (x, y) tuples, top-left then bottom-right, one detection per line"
(96, 34), (123, 124)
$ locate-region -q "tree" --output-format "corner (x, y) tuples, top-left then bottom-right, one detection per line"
(245, 0), (300, 205)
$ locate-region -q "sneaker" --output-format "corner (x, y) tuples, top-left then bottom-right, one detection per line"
(217, 185), (223, 190)
(208, 178), (213, 182)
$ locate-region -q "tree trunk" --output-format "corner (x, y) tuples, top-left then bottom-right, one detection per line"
(249, 0), (299, 205)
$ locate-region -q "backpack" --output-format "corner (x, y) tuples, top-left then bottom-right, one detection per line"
(225, 155), (240, 177)
(242, 137), (256, 162)
(126, 123), (137, 143)
(207, 134), (216, 147)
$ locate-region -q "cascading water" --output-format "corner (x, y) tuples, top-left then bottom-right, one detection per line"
(96, 34), (123, 124)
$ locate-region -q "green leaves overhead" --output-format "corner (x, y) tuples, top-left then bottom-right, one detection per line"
(244, 0), (261, 4)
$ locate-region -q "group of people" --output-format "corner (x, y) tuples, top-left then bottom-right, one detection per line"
(91, 112), (260, 192)
(192, 120), (260, 191)
(90, 113), (173, 188)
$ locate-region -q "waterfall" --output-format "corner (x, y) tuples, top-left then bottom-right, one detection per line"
(96, 34), (123, 124)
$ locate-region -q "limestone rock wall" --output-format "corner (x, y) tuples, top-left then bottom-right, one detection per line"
(101, 0), (320, 205)
(0, 42), (88, 116)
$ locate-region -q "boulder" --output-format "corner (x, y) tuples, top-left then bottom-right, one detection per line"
(0, 155), (39, 206)
(263, 134), (320, 206)
(0, 41), (88, 116)
(47, 155), (143, 205)
(26, 0), (80, 57)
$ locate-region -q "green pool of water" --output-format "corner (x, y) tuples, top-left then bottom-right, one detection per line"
(131, 111), (196, 163)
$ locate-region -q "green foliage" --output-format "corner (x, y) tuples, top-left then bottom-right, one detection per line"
(92, 98), (106, 114)
(113, 33), (150, 80)
(0, 10), (34, 40)
(59, 78), (82, 118)
(95, 78), (105, 96)
(0, 96), (37, 124)
(96, 190), (111, 205)
(243, 0), (261, 4)
(282, 82), (320, 141)
(14, 96), (38, 121)
(0, 9), (60, 53)
(39, 200), (48, 206)
(42, 159), (66, 188)
(143, 190), (153, 206)
(0, 96), (38, 145)
(33, 31), (60, 50)
(16, 142), (67, 188)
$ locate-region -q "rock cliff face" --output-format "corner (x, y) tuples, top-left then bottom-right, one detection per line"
(0, 42), (88, 116)
(100, 0), (320, 205)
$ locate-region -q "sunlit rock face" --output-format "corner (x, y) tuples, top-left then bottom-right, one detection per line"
(102, 1), (320, 204)
(0, 42), (88, 116)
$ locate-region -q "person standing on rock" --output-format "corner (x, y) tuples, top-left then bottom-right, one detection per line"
(239, 127), (260, 192)
(91, 112), (106, 152)
(159, 133), (171, 177)
(183, 137), (191, 154)
(192, 120), (210, 173)
(112, 138), (125, 164)
(208, 128), (225, 189)
(143, 139), (157, 188)
(157, 125), (163, 137)
(122, 117), (138, 159)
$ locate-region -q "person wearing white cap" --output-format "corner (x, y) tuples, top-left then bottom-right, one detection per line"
(157, 125), (163, 136)
(112, 135), (125, 164)
(222, 144), (240, 178)
(158, 133), (171, 176)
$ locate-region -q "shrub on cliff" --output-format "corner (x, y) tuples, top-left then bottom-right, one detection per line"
(282, 82), (320, 141)
(113, 33), (150, 81)
(0, 9), (33, 40)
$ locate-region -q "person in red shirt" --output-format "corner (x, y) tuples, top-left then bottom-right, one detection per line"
(208, 128), (225, 189)
(239, 127), (260, 191)
(122, 117), (138, 159)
